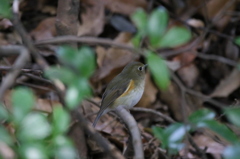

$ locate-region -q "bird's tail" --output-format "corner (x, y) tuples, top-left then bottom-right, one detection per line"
(92, 108), (106, 127)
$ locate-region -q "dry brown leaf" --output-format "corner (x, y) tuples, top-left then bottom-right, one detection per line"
(189, 0), (237, 30)
(172, 52), (197, 67)
(136, 73), (158, 108)
(210, 68), (240, 97)
(0, 19), (12, 30)
(103, 0), (147, 15)
(94, 32), (139, 81)
(179, 133), (226, 159)
(78, 0), (104, 36)
(30, 17), (56, 41)
(0, 33), (9, 45)
(177, 64), (199, 88)
(34, 98), (58, 113)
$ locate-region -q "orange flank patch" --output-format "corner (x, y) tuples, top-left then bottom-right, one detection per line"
(120, 79), (135, 97)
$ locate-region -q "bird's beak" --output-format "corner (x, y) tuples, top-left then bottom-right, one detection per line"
(143, 64), (148, 70)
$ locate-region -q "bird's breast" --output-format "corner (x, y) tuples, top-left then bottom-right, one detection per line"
(113, 79), (145, 109)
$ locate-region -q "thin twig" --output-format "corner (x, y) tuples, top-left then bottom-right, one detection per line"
(35, 35), (144, 55)
(0, 46), (30, 100)
(0, 66), (43, 75)
(131, 107), (176, 123)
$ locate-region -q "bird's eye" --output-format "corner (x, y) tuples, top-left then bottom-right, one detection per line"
(138, 66), (143, 71)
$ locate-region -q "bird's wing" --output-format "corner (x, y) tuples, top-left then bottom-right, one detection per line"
(101, 78), (132, 111)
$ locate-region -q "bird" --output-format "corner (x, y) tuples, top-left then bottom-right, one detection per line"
(92, 61), (147, 127)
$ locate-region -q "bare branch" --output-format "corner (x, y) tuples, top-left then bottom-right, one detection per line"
(0, 46), (30, 100)
(114, 107), (144, 159)
(131, 107), (176, 123)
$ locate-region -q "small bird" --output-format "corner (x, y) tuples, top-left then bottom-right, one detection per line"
(93, 61), (147, 127)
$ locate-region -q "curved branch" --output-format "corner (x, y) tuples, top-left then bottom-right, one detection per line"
(114, 107), (144, 159)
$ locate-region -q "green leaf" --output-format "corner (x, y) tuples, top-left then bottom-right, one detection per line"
(11, 88), (35, 124)
(225, 107), (240, 127)
(56, 46), (96, 78)
(159, 26), (191, 48)
(165, 123), (189, 143)
(0, 126), (13, 145)
(152, 126), (167, 147)
(131, 9), (147, 35)
(44, 67), (77, 85)
(57, 46), (76, 64)
(53, 106), (70, 135)
(148, 7), (168, 46)
(0, 103), (9, 121)
(66, 79), (92, 109)
(0, 0), (12, 18)
(146, 51), (170, 89)
(188, 109), (215, 124)
(234, 36), (240, 46)
(132, 33), (142, 48)
(197, 120), (239, 144)
(55, 145), (76, 159)
(19, 143), (48, 159)
(53, 135), (76, 159)
(75, 47), (96, 78)
(18, 113), (51, 141)
(223, 144), (240, 159)
(153, 123), (188, 154)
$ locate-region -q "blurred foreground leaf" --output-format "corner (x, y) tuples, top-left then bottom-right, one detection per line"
(225, 107), (240, 127)
(146, 51), (170, 90)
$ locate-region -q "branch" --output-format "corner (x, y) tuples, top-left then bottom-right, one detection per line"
(131, 107), (176, 123)
(0, 46), (30, 100)
(71, 111), (125, 159)
(34, 35), (144, 55)
(114, 107), (144, 159)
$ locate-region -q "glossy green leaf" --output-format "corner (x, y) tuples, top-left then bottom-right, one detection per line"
(159, 26), (191, 48)
(131, 9), (147, 35)
(223, 144), (240, 159)
(44, 67), (77, 85)
(53, 106), (70, 135)
(0, 103), (9, 121)
(0, 0), (12, 18)
(66, 79), (92, 109)
(19, 143), (48, 159)
(146, 51), (170, 89)
(197, 120), (238, 144)
(0, 126), (13, 145)
(234, 36), (240, 46)
(18, 113), (51, 141)
(75, 47), (96, 78)
(225, 107), (240, 127)
(188, 108), (215, 124)
(11, 88), (35, 124)
(148, 7), (168, 46)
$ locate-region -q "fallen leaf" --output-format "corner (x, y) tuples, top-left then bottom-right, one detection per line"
(177, 64), (199, 88)
(210, 68), (240, 97)
(94, 32), (139, 81)
(78, 0), (105, 36)
(0, 19), (12, 30)
(30, 17), (56, 41)
(103, 0), (147, 15)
